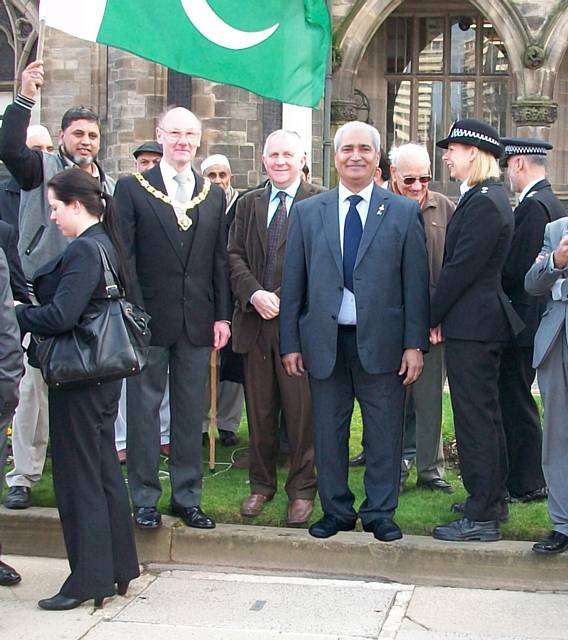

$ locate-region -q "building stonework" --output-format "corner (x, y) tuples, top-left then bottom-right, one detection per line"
(3, 1), (568, 195)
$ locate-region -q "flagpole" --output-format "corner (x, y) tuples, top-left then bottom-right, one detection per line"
(322, 0), (332, 188)
(36, 19), (46, 60)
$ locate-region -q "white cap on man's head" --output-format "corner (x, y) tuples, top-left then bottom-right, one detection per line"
(201, 154), (231, 173)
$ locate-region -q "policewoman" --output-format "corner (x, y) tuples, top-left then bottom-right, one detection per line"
(428, 119), (522, 542)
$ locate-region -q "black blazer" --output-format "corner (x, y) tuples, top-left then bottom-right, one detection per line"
(0, 177), (20, 230)
(16, 224), (117, 337)
(502, 179), (566, 346)
(114, 164), (231, 348)
(431, 179), (521, 342)
(0, 219), (29, 303)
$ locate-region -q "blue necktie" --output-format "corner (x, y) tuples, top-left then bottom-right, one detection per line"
(343, 195), (363, 292)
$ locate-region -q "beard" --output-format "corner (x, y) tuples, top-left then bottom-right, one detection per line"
(61, 143), (96, 167)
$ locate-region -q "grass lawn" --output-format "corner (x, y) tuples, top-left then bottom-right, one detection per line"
(18, 393), (551, 542)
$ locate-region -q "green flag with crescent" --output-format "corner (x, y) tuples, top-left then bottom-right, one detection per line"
(39, 0), (331, 108)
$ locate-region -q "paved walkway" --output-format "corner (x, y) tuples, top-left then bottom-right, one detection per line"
(1, 555), (567, 640)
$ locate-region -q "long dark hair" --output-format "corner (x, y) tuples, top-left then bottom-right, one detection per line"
(47, 169), (130, 294)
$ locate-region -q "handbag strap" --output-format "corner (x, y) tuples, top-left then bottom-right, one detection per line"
(93, 240), (124, 300)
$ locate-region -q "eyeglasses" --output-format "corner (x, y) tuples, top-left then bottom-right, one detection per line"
(159, 128), (200, 143)
(402, 175), (432, 185)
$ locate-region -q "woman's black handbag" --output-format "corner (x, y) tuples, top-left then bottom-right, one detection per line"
(35, 241), (151, 389)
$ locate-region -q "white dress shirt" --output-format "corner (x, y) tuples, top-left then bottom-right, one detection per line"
(518, 178), (543, 203)
(337, 181), (374, 325)
(160, 159), (195, 202)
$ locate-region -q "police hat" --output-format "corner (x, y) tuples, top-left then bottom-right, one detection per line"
(501, 137), (553, 158)
(133, 141), (163, 159)
(436, 119), (503, 159)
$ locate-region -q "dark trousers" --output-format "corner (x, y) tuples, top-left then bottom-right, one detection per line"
(499, 345), (545, 496)
(242, 318), (316, 500)
(446, 339), (508, 521)
(309, 327), (405, 525)
(127, 332), (210, 508)
(49, 381), (139, 600)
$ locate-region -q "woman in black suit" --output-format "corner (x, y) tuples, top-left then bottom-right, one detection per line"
(429, 119), (521, 543)
(16, 170), (139, 610)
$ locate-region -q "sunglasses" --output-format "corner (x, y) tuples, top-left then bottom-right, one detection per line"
(402, 175), (432, 186)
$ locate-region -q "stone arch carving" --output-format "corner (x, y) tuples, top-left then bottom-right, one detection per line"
(334, 0), (528, 102)
(1, 0), (39, 81)
(541, 8), (568, 97)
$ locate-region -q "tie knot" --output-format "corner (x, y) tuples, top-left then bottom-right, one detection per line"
(348, 194), (363, 207)
(277, 191), (287, 204)
(174, 173), (189, 185)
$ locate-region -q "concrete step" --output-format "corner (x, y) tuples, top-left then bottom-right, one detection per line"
(2, 505), (567, 593)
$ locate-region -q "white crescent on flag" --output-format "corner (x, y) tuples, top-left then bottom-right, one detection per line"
(180, 0), (279, 50)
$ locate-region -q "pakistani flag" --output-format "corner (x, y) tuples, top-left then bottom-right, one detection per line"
(39, 0), (331, 108)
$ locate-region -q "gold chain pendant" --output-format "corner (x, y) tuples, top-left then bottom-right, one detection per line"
(133, 173), (211, 231)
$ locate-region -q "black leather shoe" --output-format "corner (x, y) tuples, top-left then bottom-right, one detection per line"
(533, 530), (568, 555)
(349, 451), (366, 467)
(433, 517), (501, 542)
(417, 478), (454, 494)
(363, 518), (402, 542)
(170, 504), (216, 529)
(4, 486), (31, 509)
(134, 506), (162, 529)
(451, 501), (509, 523)
(0, 560), (21, 586)
(116, 581), (130, 596)
(308, 515), (356, 539)
(508, 487), (548, 503)
(219, 429), (239, 447)
(38, 593), (104, 610)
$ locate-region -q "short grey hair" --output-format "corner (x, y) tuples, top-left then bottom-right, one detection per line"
(389, 143), (431, 169)
(524, 154), (547, 169)
(334, 121), (381, 152)
(263, 129), (304, 156)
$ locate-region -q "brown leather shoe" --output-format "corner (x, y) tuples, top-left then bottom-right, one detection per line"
(241, 493), (271, 516)
(287, 498), (314, 525)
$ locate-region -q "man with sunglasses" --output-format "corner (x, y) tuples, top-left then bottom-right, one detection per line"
(390, 143), (455, 494)
(114, 106), (231, 530)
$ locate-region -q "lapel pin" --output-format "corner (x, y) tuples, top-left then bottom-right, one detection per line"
(377, 204), (385, 215)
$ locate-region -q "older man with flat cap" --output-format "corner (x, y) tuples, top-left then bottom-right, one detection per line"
(499, 138), (565, 506)
(133, 141), (163, 172)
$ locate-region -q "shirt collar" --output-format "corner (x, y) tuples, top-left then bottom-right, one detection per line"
(519, 178), (544, 202)
(270, 178), (301, 202)
(460, 180), (473, 196)
(338, 180), (374, 204)
(160, 158), (194, 183)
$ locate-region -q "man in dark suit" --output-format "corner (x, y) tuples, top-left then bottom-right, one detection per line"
(228, 130), (320, 524)
(114, 107), (231, 530)
(500, 138), (565, 504)
(280, 121), (429, 541)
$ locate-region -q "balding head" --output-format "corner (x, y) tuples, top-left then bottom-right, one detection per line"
(26, 125), (54, 153)
(156, 106), (202, 171)
(389, 143), (432, 204)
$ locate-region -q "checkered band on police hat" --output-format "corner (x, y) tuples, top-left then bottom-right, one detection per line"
(501, 137), (553, 158)
(436, 119), (503, 158)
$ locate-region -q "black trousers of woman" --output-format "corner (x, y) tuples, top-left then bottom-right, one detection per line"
(445, 339), (508, 522)
(48, 379), (139, 600)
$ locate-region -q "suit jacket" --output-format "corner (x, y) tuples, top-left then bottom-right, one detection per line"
(228, 181), (324, 354)
(114, 164), (231, 348)
(0, 249), (23, 415)
(0, 177), (20, 230)
(525, 216), (568, 368)
(279, 184), (430, 380)
(0, 220), (29, 303)
(502, 179), (566, 347)
(431, 179), (522, 342)
(422, 190), (455, 295)
(16, 224), (119, 338)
